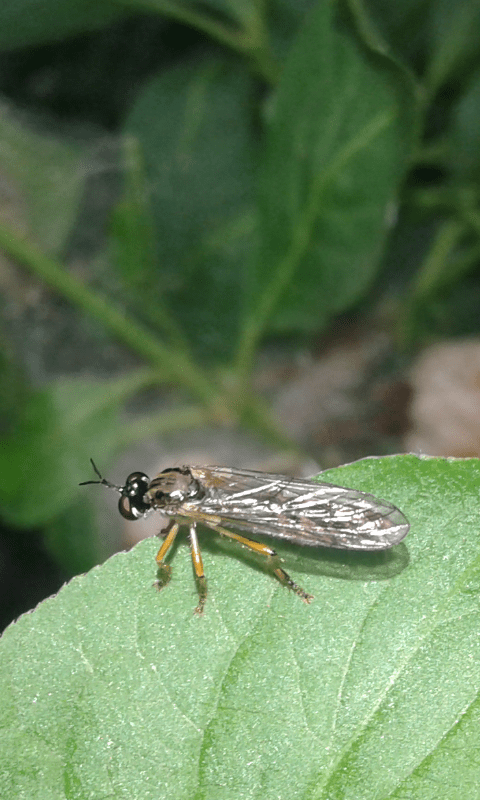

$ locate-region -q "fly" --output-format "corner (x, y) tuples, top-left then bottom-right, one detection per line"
(81, 460), (409, 613)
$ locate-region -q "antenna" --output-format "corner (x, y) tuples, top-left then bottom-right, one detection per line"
(79, 458), (123, 494)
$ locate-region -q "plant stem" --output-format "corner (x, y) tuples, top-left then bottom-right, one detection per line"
(119, 405), (209, 447)
(0, 225), (219, 412)
(0, 225), (303, 456)
(117, 0), (279, 83)
(411, 219), (464, 298)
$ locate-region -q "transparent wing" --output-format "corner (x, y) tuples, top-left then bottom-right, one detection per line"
(184, 466), (409, 551)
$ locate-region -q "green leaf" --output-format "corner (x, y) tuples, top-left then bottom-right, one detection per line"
(356, 0), (431, 69)
(0, 0), (122, 51)
(124, 0), (257, 28)
(427, 0), (480, 96)
(2, 455), (480, 798)
(450, 68), (480, 182)
(109, 135), (189, 348)
(0, 339), (28, 437)
(123, 56), (256, 360)
(0, 374), (141, 527)
(110, 136), (158, 302)
(0, 101), (89, 253)
(250, 0), (412, 335)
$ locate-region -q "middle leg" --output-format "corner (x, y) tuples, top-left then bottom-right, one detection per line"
(189, 523), (207, 614)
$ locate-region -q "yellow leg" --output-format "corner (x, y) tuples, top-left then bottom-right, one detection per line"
(189, 523), (207, 615)
(154, 521), (180, 592)
(204, 521), (313, 603)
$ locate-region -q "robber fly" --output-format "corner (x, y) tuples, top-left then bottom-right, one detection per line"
(81, 460), (409, 613)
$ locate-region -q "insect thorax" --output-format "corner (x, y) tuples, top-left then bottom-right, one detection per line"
(145, 467), (204, 511)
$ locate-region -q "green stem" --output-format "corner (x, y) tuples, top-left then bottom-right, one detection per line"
(0, 225), (219, 411)
(411, 219), (464, 298)
(119, 405), (209, 447)
(0, 225), (304, 455)
(117, 0), (279, 84)
(119, 0), (242, 50)
(89, 368), (160, 404)
(396, 218), (466, 348)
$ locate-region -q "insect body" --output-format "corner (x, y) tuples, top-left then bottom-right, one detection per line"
(81, 461), (410, 613)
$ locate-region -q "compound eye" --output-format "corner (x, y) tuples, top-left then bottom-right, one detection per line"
(125, 472), (150, 493)
(118, 472), (151, 520)
(118, 495), (143, 520)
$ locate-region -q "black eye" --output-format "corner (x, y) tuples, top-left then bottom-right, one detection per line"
(119, 495), (142, 520)
(125, 472), (150, 494)
(118, 472), (150, 520)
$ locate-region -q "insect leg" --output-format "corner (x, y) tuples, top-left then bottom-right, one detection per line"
(154, 520), (180, 593)
(189, 523), (207, 615)
(204, 521), (313, 603)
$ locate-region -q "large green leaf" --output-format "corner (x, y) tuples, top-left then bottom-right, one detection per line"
(2, 455), (480, 798)
(0, 0), (122, 51)
(124, 57), (255, 360)
(0, 101), (90, 253)
(361, 0), (431, 68)
(427, 0), (480, 95)
(450, 67), (480, 183)
(252, 0), (412, 333)
(0, 374), (139, 527)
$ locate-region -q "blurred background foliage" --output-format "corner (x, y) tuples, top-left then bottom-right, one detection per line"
(1, 0), (480, 627)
